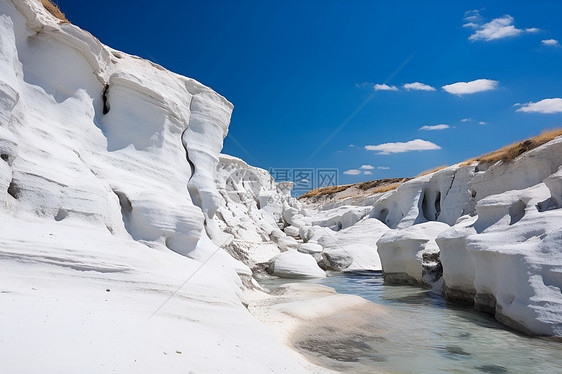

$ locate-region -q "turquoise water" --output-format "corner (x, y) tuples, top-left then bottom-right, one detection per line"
(260, 273), (562, 374)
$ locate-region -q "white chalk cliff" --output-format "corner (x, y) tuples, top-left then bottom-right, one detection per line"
(0, 1), (318, 372)
(1, 1), (561, 373)
(297, 139), (562, 338)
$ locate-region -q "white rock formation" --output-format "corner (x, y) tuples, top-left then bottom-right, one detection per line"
(2, 3), (561, 366)
(0, 1), (323, 372)
(298, 242), (323, 261)
(284, 225), (301, 238)
(437, 181), (562, 336)
(0, 0), (235, 257)
(268, 250), (326, 278)
(296, 136), (562, 338)
(316, 217), (386, 272)
(212, 154), (303, 268)
(377, 221), (448, 285)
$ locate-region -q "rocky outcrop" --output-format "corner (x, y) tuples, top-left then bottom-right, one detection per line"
(0, 2), (317, 372)
(377, 221), (448, 285)
(437, 181), (562, 336)
(295, 136), (562, 338)
(267, 250), (326, 278)
(2, 0), (561, 358)
(0, 0), (236, 258)
(211, 154), (307, 271)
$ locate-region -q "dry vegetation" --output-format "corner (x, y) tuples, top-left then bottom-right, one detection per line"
(299, 129), (562, 200)
(369, 182), (403, 194)
(333, 179), (410, 200)
(41, 0), (68, 23)
(461, 128), (562, 166)
(298, 184), (353, 198)
(299, 178), (408, 200)
(415, 165), (448, 178)
(354, 178), (410, 191)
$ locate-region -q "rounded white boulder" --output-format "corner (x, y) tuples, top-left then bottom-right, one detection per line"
(298, 242), (323, 254)
(284, 225), (300, 238)
(269, 251), (326, 278)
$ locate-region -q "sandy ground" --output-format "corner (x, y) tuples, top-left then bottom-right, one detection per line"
(246, 283), (398, 374)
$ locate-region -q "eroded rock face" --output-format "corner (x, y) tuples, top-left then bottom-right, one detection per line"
(0, 1), (318, 372)
(211, 154), (303, 269)
(294, 137), (562, 338)
(0, 0), (236, 258)
(315, 217), (386, 272)
(377, 221), (449, 286)
(437, 182), (562, 337)
(2, 0), (561, 345)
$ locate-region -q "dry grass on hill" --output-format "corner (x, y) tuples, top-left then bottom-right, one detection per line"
(41, 0), (68, 23)
(333, 179), (410, 200)
(299, 129), (562, 200)
(298, 184), (353, 198)
(369, 182), (403, 194)
(461, 128), (562, 166)
(353, 177), (410, 191)
(299, 178), (408, 200)
(415, 165), (447, 178)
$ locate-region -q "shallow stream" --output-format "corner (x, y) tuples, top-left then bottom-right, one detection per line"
(261, 273), (562, 374)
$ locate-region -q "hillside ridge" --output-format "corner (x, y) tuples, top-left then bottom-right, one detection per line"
(300, 128), (562, 202)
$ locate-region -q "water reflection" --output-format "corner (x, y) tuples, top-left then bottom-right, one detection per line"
(260, 273), (562, 374)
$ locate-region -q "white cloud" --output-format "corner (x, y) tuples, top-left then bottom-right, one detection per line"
(300, 178), (310, 182)
(461, 118), (472, 122)
(343, 169), (362, 175)
(516, 98), (562, 114)
(374, 83), (399, 91)
(464, 10), (482, 22)
(403, 82), (436, 91)
(442, 79), (498, 95)
(469, 15), (520, 40)
(360, 164), (374, 170)
(419, 124), (450, 131)
(365, 139), (441, 155)
(542, 39), (560, 47)
(467, 14), (538, 41)
(377, 166), (390, 170)
(363, 171), (373, 175)
(479, 121), (487, 125)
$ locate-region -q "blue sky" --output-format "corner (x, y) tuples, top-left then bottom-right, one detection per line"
(57, 0), (562, 194)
